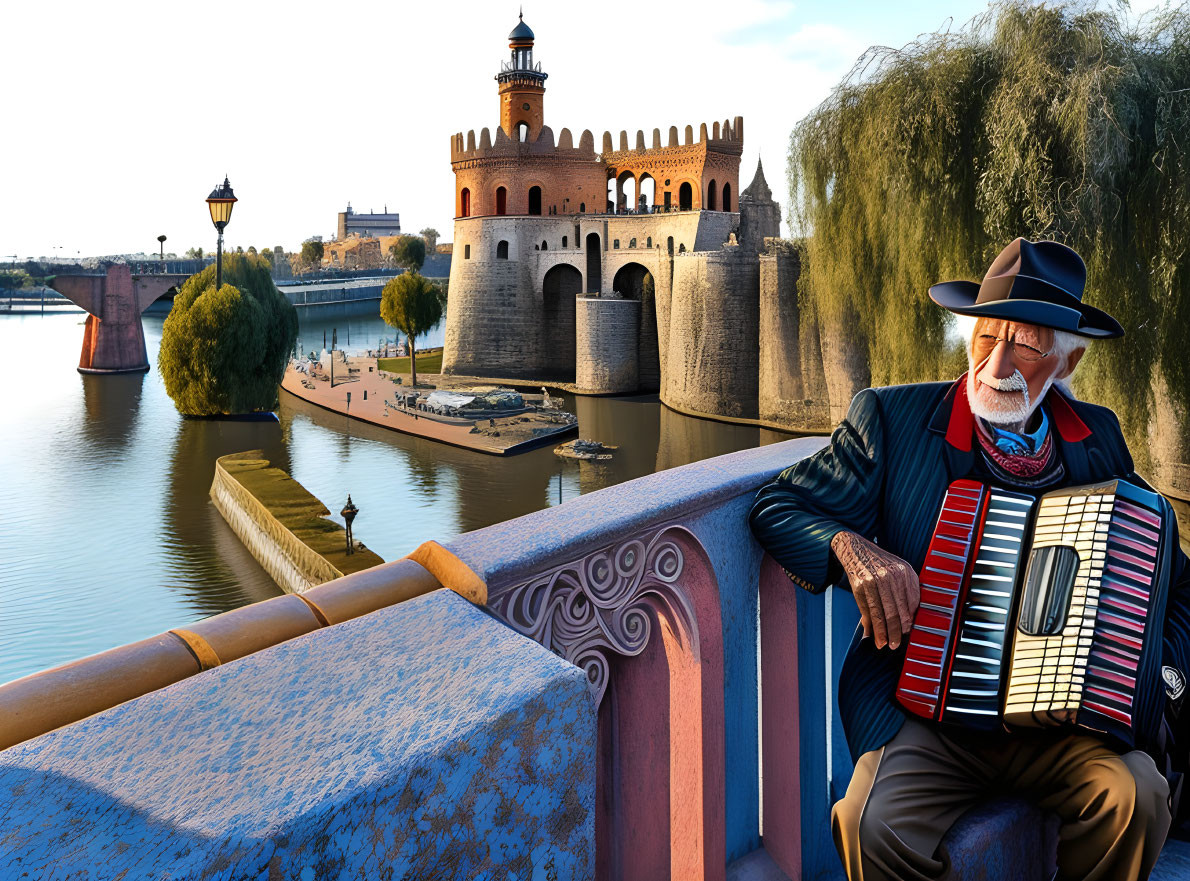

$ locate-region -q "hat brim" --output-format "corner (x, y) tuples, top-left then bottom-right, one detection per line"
(929, 281), (1124, 339)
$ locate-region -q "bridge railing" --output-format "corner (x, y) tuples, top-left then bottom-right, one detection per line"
(0, 438), (868, 880)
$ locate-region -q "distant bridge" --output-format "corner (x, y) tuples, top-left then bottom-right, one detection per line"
(50, 266), (188, 373)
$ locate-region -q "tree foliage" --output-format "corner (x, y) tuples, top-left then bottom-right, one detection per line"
(389, 235), (426, 272)
(419, 227), (440, 255)
(158, 252), (298, 415)
(301, 240), (324, 266)
(788, 0), (1190, 448)
(380, 271), (443, 387)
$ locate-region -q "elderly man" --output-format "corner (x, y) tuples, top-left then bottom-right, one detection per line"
(749, 239), (1190, 881)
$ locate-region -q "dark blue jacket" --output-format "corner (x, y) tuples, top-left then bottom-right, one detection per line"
(748, 378), (1190, 763)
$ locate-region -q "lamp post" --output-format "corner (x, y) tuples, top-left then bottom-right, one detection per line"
(205, 176), (237, 290)
(157, 234), (167, 262)
(341, 496), (358, 556)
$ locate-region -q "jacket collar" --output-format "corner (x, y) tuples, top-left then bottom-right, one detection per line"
(928, 373), (1094, 483)
(928, 373), (1091, 452)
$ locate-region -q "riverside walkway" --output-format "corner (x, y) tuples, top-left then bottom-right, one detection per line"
(280, 353), (577, 455)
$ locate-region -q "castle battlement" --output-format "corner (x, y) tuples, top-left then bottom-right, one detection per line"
(450, 117), (743, 166)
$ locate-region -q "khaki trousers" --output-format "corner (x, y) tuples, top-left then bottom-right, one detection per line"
(831, 718), (1171, 881)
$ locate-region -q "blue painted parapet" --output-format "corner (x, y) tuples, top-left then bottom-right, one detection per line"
(0, 590), (596, 880)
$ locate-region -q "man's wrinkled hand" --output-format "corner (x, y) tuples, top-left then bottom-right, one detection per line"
(830, 531), (920, 650)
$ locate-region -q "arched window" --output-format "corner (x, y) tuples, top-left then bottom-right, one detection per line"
(464, 244), (471, 259)
(497, 240), (509, 260)
(613, 239), (620, 249)
(646, 237), (652, 249)
(579, 202), (585, 213)
(679, 182), (693, 211)
(496, 187), (507, 216)
(528, 186), (542, 216)
(723, 182), (732, 212)
(667, 236), (674, 255)
(541, 240), (548, 250)
(460, 188), (471, 218)
(586, 233), (601, 293)
(562, 236), (568, 248)
(679, 243), (686, 253)
(516, 122), (529, 142)
(707, 179), (718, 211)
(629, 238), (637, 248)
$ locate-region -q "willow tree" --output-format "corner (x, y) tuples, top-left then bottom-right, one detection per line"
(788, 0), (1190, 460)
(159, 253), (298, 415)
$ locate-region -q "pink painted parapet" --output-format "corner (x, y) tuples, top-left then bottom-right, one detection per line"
(599, 528), (726, 881)
(50, 265), (187, 374)
(760, 554), (802, 880)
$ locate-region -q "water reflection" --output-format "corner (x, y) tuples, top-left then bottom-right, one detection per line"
(161, 418), (288, 619)
(79, 373), (144, 450)
(0, 305), (793, 684)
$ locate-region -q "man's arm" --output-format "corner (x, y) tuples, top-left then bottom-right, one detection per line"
(748, 388), (920, 649)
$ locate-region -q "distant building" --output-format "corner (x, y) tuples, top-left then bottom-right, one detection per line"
(337, 204), (401, 240)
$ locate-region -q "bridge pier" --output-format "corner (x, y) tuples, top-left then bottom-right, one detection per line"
(50, 265), (187, 375)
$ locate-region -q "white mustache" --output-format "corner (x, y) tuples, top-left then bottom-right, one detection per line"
(976, 364), (1029, 397)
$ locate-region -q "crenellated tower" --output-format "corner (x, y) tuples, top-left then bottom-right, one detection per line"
(444, 11), (764, 407)
(497, 12), (547, 141)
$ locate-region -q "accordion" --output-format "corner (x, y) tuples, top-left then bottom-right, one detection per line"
(896, 477), (1168, 741)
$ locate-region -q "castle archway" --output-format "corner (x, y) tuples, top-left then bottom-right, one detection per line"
(639, 174), (655, 212)
(617, 171), (637, 214)
(586, 233), (601, 293)
(612, 262), (660, 392)
(528, 186), (542, 216)
(542, 264), (581, 381)
(679, 182), (693, 211)
(496, 186), (508, 216)
(707, 180), (718, 211)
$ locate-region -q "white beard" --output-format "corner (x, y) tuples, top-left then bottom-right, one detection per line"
(967, 357), (1054, 427)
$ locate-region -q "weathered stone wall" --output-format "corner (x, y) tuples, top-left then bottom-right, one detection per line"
(758, 245), (831, 432)
(664, 246), (760, 419)
(444, 217), (544, 378)
(209, 456), (347, 594)
(576, 297), (639, 393)
(445, 213), (726, 380)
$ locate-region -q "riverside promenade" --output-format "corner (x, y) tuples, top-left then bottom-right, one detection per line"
(280, 353), (577, 455)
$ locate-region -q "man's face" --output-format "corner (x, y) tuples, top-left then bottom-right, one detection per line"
(967, 318), (1078, 425)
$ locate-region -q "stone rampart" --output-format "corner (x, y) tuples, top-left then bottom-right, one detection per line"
(575, 297), (639, 393)
(664, 247), (760, 419)
(758, 246), (831, 432)
(444, 213), (727, 384)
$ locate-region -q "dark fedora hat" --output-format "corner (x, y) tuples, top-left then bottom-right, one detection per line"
(929, 238), (1123, 339)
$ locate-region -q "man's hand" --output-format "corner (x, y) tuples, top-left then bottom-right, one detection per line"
(830, 531), (920, 650)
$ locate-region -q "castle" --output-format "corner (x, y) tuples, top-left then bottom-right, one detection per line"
(443, 15), (828, 430)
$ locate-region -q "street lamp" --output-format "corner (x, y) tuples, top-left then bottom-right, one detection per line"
(341, 496), (358, 556)
(157, 234), (167, 261)
(205, 176), (237, 290)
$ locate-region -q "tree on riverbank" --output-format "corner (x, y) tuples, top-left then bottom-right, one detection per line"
(158, 253), (298, 415)
(380, 271), (443, 388)
(389, 235), (426, 273)
(788, 0), (1190, 458)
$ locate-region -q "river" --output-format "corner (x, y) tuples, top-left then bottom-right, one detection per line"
(0, 302), (794, 684)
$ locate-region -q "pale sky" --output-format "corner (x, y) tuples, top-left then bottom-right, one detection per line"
(0, 0), (1168, 260)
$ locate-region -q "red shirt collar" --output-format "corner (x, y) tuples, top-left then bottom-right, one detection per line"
(944, 372), (1091, 452)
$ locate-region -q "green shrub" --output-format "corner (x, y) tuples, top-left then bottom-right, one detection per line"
(158, 252), (298, 415)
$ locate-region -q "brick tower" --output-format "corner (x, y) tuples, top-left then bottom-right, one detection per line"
(497, 12), (547, 141)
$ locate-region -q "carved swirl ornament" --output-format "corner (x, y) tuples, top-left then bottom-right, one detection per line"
(488, 530), (698, 707)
